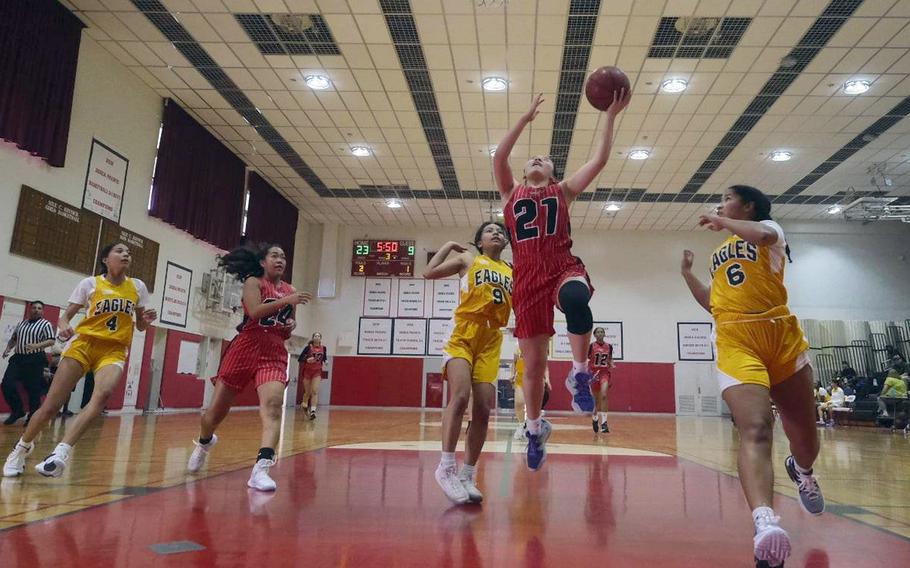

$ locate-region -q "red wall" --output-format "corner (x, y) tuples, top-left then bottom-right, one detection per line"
(328, 357), (674, 412)
(425, 372), (444, 408)
(159, 330), (204, 408)
(331, 356), (423, 407)
(542, 361), (675, 413)
(135, 327), (156, 410)
(608, 363), (677, 413)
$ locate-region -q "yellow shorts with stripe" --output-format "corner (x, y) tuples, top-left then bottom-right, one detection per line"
(442, 318), (503, 384)
(714, 307), (810, 392)
(62, 334), (128, 374)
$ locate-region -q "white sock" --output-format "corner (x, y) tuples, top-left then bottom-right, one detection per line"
(18, 437), (32, 448)
(440, 452), (456, 469)
(752, 506), (777, 527)
(55, 442), (73, 455)
(460, 464), (476, 478)
(599, 412), (608, 423)
(572, 360), (588, 374)
(794, 461), (812, 475)
(592, 413), (598, 422)
(527, 417), (542, 435)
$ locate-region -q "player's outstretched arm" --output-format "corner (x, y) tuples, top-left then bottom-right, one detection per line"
(494, 94), (544, 202)
(423, 242), (471, 280)
(698, 215), (778, 246)
(680, 250), (711, 313)
(561, 89), (629, 202)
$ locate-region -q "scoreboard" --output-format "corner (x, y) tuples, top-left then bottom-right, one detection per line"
(351, 240), (416, 277)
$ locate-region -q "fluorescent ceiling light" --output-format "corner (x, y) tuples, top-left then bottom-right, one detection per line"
(660, 78), (688, 93)
(843, 80), (870, 95)
(304, 75), (331, 90)
(481, 77), (508, 91)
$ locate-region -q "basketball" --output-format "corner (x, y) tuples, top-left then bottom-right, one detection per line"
(585, 66), (631, 111)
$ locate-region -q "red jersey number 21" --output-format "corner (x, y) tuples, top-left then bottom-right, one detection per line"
(513, 197), (558, 242)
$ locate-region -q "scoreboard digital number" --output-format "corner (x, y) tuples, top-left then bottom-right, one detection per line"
(351, 240), (416, 277)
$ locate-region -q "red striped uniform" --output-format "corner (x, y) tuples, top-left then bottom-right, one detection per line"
(589, 341), (613, 391)
(214, 277), (295, 391)
(504, 182), (593, 338)
(301, 344), (326, 381)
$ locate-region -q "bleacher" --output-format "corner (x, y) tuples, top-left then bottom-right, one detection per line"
(804, 318), (910, 431)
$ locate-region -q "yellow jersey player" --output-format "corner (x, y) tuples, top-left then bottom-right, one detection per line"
(680, 185), (823, 568)
(424, 222), (512, 504)
(4, 243), (156, 479)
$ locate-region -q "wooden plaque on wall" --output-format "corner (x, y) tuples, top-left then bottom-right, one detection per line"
(99, 219), (160, 293)
(10, 185), (101, 275)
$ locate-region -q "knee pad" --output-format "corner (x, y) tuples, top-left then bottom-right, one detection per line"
(558, 280), (593, 335)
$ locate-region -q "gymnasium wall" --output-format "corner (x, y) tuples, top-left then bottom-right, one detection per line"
(298, 220), (910, 410)
(0, 38), (232, 339)
(0, 38), (316, 412)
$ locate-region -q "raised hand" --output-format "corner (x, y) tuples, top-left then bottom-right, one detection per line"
(606, 87), (631, 117)
(446, 241), (468, 253)
(681, 250), (695, 273)
(522, 93), (545, 123)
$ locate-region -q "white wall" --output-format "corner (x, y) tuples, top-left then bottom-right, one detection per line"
(297, 220), (910, 365)
(1, 38), (265, 342)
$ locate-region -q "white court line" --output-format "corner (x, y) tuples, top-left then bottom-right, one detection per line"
(331, 440), (669, 458)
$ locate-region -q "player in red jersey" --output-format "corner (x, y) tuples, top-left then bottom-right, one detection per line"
(185, 243), (311, 491)
(298, 332), (327, 420)
(588, 327), (615, 433)
(495, 90), (628, 470)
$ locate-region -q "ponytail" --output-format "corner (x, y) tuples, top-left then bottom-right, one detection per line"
(219, 242), (281, 281)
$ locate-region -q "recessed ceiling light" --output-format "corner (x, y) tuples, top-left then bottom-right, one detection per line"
(481, 77), (508, 91)
(351, 146), (371, 157)
(604, 202), (622, 212)
(770, 151), (792, 162)
(660, 78), (688, 93)
(629, 149), (650, 160)
(304, 74), (331, 90)
(386, 199), (402, 209)
(843, 80), (870, 95)
(827, 205), (842, 215)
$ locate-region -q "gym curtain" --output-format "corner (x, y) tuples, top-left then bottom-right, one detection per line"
(245, 171), (299, 281)
(0, 0), (85, 167)
(149, 100), (245, 251)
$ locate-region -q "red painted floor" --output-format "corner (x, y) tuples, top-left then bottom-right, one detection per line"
(1, 448), (908, 567)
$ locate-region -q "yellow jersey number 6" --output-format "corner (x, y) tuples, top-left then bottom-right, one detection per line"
(726, 263), (746, 286)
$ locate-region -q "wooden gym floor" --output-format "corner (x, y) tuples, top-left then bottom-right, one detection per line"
(1, 409), (909, 566)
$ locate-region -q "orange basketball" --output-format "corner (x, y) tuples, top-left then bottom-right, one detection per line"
(585, 66), (631, 111)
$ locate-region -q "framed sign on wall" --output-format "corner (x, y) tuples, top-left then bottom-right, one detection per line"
(677, 322), (714, 361)
(160, 262), (192, 328)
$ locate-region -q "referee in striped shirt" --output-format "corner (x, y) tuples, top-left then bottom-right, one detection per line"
(2, 301), (55, 425)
